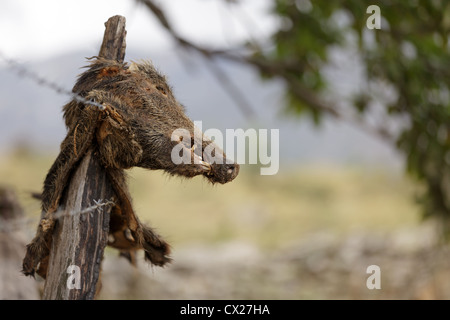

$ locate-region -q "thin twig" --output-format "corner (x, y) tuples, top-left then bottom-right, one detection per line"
(202, 56), (255, 119)
(137, 0), (397, 144)
(138, 0), (256, 120)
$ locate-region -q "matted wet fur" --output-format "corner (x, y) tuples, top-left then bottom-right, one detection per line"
(22, 57), (239, 278)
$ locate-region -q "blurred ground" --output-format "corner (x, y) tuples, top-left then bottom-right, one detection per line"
(98, 224), (450, 300)
(2, 150), (448, 299)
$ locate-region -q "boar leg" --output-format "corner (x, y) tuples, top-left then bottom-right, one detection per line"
(23, 104), (101, 277)
(106, 168), (171, 267)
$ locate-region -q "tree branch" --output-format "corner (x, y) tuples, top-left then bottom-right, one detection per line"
(138, 0), (256, 120)
(138, 0), (396, 143)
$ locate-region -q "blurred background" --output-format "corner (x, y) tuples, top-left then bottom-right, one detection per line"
(1, 0), (450, 299)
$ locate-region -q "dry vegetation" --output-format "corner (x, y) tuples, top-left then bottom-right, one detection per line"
(3, 150), (448, 299)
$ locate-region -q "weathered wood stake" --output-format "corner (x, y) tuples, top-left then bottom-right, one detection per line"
(42, 15), (127, 300)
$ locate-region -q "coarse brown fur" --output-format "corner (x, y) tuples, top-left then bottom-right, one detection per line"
(22, 57), (239, 278)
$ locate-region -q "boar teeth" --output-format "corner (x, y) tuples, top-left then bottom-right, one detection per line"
(200, 161), (211, 172)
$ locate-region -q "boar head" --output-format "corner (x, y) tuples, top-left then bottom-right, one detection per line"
(65, 58), (239, 184)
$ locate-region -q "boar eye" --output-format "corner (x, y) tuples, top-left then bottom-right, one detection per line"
(156, 85), (167, 95)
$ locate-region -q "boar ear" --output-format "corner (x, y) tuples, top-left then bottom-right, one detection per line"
(128, 62), (139, 72)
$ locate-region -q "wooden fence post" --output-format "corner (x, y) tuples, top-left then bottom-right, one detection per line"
(42, 15), (127, 300)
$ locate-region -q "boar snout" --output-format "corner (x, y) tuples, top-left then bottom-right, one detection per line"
(202, 146), (239, 184)
(207, 162), (240, 184)
(166, 132), (239, 184)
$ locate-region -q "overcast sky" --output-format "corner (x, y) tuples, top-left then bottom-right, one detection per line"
(0, 0), (404, 168)
(0, 0), (277, 61)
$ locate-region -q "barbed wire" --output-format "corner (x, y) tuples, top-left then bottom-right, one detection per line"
(0, 199), (115, 233)
(0, 51), (106, 111)
(52, 199), (115, 220)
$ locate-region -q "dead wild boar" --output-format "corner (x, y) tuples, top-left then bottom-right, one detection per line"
(22, 58), (239, 278)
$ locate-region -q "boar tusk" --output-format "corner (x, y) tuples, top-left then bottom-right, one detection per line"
(200, 160), (211, 172)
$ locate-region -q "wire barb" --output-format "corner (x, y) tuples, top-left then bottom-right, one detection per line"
(0, 51), (106, 111)
(0, 199), (115, 233)
(52, 199), (115, 220)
